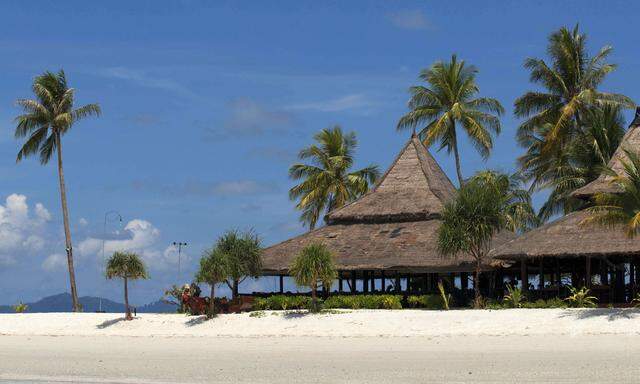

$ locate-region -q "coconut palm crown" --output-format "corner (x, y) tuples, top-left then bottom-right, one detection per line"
(289, 126), (380, 230)
(397, 54), (504, 186)
(14, 70), (101, 312)
(289, 243), (337, 312)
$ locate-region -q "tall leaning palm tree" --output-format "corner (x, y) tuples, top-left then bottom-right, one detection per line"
(514, 25), (634, 220)
(397, 54), (504, 186)
(289, 126), (380, 230)
(14, 70), (101, 312)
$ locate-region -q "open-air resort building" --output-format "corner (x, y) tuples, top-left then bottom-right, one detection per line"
(261, 134), (514, 302)
(491, 108), (640, 304)
(260, 109), (640, 305)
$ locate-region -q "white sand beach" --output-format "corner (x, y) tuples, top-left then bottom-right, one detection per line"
(1, 310), (640, 383)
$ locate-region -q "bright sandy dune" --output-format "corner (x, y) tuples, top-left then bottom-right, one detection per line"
(2, 308), (640, 337)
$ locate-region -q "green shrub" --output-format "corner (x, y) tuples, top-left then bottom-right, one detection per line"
(564, 286), (597, 308)
(502, 285), (526, 308)
(13, 302), (28, 313)
(323, 295), (402, 310)
(406, 295), (448, 310)
(251, 295), (311, 310)
(249, 310), (266, 318)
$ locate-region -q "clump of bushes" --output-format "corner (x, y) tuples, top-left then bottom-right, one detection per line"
(253, 295), (311, 310)
(486, 296), (568, 310)
(406, 294), (450, 310)
(323, 295), (402, 310)
(564, 286), (597, 308)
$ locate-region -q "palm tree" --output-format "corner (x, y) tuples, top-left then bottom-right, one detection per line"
(514, 25), (633, 219)
(438, 171), (536, 307)
(196, 247), (230, 318)
(289, 126), (380, 230)
(289, 243), (337, 312)
(106, 252), (148, 320)
(582, 149), (640, 238)
(216, 230), (262, 301)
(397, 54), (504, 186)
(14, 70), (101, 312)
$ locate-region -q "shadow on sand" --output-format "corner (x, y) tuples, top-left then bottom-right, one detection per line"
(96, 317), (128, 329)
(557, 308), (640, 321)
(185, 315), (209, 326)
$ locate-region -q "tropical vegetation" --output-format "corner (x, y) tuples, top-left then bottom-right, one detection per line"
(215, 230), (263, 301)
(288, 243), (337, 312)
(14, 70), (101, 312)
(196, 246), (230, 318)
(397, 54), (504, 185)
(106, 251), (148, 320)
(582, 149), (640, 237)
(438, 171), (537, 308)
(289, 126), (380, 230)
(514, 25), (634, 220)
(564, 286), (598, 308)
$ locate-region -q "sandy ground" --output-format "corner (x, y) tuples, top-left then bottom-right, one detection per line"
(2, 308), (640, 337)
(1, 310), (640, 383)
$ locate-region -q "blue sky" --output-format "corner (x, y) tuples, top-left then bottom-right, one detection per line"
(0, 1), (639, 305)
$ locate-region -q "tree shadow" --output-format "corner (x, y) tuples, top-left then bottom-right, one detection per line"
(557, 308), (640, 321)
(96, 317), (128, 329)
(185, 315), (210, 326)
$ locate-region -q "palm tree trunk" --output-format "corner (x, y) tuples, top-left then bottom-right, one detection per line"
(55, 131), (79, 312)
(232, 279), (239, 301)
(311, 282), (318, 312)
(451, 122), (464, 187)
(209, 284), (216, 318)
(124, 277), (131, 320)
(474, 259), (482, 309)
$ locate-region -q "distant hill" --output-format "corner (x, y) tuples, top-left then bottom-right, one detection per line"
(0, 293), (178, 313)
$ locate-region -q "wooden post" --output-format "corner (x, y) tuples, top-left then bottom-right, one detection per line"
(370, 272), (375, 292)
(585, 257), (591, 288)
(520, 260), (528, 292)
(395, 274), (401, 293)
(381, 271), (386, 293)
(338, 272), (343, 293)
(351, 272), (357, 294)
(461, 272), (469, 291)
(279, 275), (284, 294)
(601, 259), (609, 285)
(363, 271), (369, 293)
(539, 257), (545, 290)
(615, 265), (625, 303)
(555, 258), (561, 293)
(423, 273), (429, 293)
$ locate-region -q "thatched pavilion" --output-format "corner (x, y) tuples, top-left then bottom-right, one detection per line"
(492, 108), (640, 303)
(262, 134), (512, 298)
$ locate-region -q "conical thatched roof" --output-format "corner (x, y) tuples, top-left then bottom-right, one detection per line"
(262, 135), (513, 273)
(573, 107), (640, 198)
(491, 210), (640, 260)
(325, 134), (456, 224)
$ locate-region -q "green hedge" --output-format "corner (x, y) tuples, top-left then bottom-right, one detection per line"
(252, 294), (403, 311)
(323, 295), (402, 310)
(486, 297), (568, 310)
(406, 295), (449, 310)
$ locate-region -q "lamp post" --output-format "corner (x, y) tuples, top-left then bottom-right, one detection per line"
(173, 241), (187, 283)
(100, 210), (123, 312)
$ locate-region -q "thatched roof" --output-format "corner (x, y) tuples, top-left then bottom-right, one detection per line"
(573, 107), (640, 198)
(325, 134), (456, 224)
(263, 135), (513, 273)
(491, 210), (640, 260)
(262, 220), (515, 273)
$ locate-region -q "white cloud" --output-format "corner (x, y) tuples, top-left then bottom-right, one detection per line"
(287, 94), (376, 112)
(77, 219), (184, 270)
(78, 217), (89, 227)
(0, 194), (51, 266)
(42, 253), (66, 272)
(98, 67), (196, 99)
(388, 10), (431, 31)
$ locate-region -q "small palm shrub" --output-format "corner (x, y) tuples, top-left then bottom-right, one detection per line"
(632, 294), (640, 308)
(503, 285), (527, 308)
(564, 286), (598, 308)
(406, 295), (449, 310)
(13, 302), (28, 313)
